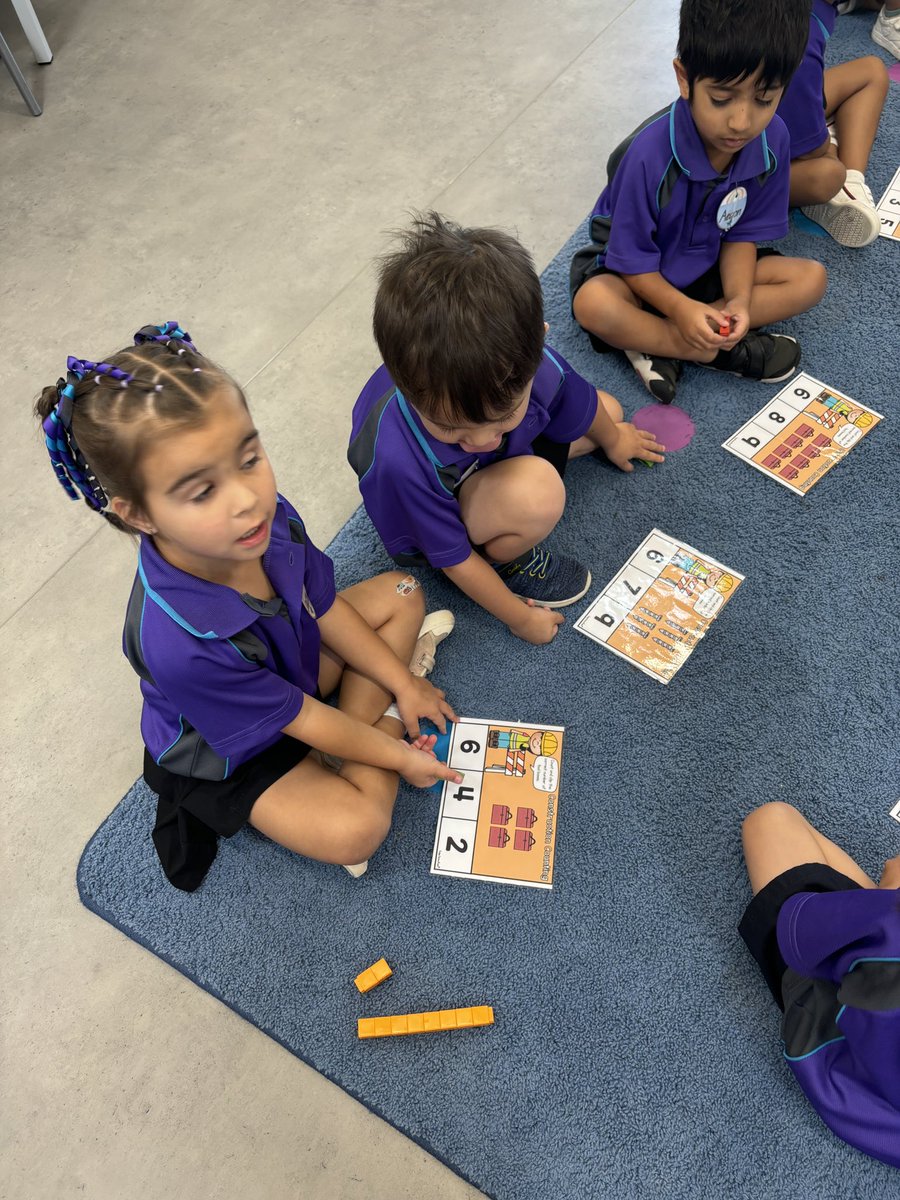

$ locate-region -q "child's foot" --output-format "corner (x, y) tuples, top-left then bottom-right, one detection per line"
(872, 5), (900, 57)
(801, 170), (880, 247)
(409, 609), (455, 677)
(702, 331), (800, 383)
(494, 543), (591, 608)
(624, 349), (682, 404)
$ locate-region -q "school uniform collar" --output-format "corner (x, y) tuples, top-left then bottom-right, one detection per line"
(394, 390), (505, 467)
(136, 496), (293, 639)
(669, 96), (773, 184)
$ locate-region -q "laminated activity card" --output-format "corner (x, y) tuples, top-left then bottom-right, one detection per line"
(574, 530), (744, 684)
(875, 165), (900, 240)
(430, 718), (563, 890)
(722, 373), (883, 495)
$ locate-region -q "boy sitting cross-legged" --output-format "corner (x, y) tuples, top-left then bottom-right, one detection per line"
(571, 0), (828, 405)
(348, 212), (665, 647)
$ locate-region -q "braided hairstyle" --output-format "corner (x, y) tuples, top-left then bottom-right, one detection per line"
(35, 323), (243, 534)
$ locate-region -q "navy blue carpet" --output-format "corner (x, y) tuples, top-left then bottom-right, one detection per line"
(79, 20), (899, 1200)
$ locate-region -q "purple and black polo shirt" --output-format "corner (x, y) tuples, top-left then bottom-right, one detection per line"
(347, 347), (597, 569)
(574, 97), (791, 293)
(123, 494), (336, 780)
(777, 0), (837, 159)
(776, 886), (900, 1168)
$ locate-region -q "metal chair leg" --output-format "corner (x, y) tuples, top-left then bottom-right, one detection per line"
(0, 29), (42, 115)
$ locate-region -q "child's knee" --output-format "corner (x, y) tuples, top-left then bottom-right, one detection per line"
(338, 804), (392, 865)
(804, 259), (828, 304)
(861, 54), (889, 98)
(741, 801), (800, 840)
(384, 570), (426, 619)
(513, 458), (566, 524)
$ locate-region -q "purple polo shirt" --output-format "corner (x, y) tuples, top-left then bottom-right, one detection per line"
(777, 0), (836, 158)
(777, 887), (900, 1168)
(122, 494), (336, 779)
(586, 98), (791, 289)
(348, 346), (597, 569)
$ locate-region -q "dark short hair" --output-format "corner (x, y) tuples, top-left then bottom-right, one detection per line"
(678, 0), (810, 91)
(372, 212), (545, 424)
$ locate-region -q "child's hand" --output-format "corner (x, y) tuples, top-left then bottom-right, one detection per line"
(601, 422), (665, 472)
(507, 600), (564, 645)
(719, 302), (750, 349)
(674, 298), (729, 352)
(395, 676), (457, 739)
(878, 855), (900, 890)
(396, 738), (463, 790)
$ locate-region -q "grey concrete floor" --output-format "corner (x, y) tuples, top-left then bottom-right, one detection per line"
(1, 1), (678, 1195)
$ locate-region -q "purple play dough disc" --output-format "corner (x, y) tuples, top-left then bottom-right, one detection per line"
(632, 404), (696, 451)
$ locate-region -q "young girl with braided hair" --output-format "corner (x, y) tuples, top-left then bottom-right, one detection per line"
(37, 322), (461, 891)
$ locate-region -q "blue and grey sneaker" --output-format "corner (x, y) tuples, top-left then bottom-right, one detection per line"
(493, 543), (591, 608)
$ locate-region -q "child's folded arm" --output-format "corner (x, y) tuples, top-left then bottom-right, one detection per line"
(442, 552), (562, 645)
(317, 594), (411, 702)
(283, 693), (406, 771)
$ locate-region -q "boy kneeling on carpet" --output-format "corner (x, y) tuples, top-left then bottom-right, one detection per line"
(740, 801), (900, 1168)
(36, 323), (462, 891)
(570, 0), (828, 405)
(348, 212), (665, 647)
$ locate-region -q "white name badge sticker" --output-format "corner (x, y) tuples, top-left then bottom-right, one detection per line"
(717, 186), (747, 232)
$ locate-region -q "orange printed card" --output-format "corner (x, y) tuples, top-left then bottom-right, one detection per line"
(574, 530), (743, 684)
(723, 373), (883, 495)
(430, 718), (563, 889)
(876, 166), (900, 240)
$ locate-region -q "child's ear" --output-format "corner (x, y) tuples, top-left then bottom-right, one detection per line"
(673, 58), (691, 101)
(110, 497), (156, 535)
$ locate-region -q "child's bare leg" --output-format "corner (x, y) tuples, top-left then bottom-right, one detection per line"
(457, 455), (565, 565)
(318, 571), (426, 726)
(743, 255), (827, 326)
(741, 801), (877, 895)
(573, 274), (717, 362)
(249, 755), (402, 866)
(825, 57), (889, 175)
(789, 142), (846, 207)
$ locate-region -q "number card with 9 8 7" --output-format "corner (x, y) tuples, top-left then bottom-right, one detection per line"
(722, 373), (882, 495)
(876, 165), (900, 240)
(574, 530), (743, 684)
(430, 718), (563, 890)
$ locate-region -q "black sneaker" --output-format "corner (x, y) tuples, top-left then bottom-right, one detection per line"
(704, 332), (800, 383)
(494, 543), (591, 608)
(624, 349), (683, 404)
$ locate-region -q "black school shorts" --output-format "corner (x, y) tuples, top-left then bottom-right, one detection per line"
(569, 246), (782, 354)
(738, 862), (862, 1008)
(143, 734), (313, 892)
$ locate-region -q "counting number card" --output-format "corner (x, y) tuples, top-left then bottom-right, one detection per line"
(876, 166), (900, 240)
(430, 718), (563, 889)
(574, 531), (743, 684)
(723, 373), (883, 495)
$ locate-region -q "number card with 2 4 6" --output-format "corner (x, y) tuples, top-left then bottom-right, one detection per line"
(430, 718), (563, 890)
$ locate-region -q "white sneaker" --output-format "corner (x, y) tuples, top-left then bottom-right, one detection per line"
(872, 5), (900, 57)
(409, 609), (455, 677)
(801, 169), (880, 247)
(343, 861), (368, 878)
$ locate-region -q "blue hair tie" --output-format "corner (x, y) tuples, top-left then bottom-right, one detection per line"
(41, 357), (131, 511)
(133, 321), (198, 354)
